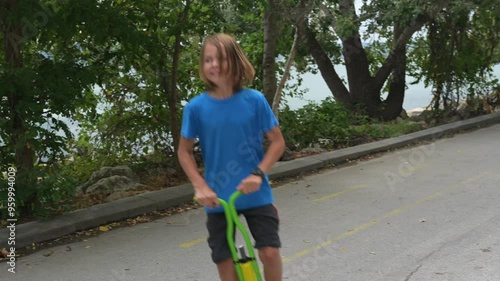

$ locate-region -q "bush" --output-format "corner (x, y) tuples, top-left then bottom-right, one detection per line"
(352, 121), (422, 141)
(0, 165), (81, 221)
(279, 98), (424, 150)
(280, 97), (358, 149)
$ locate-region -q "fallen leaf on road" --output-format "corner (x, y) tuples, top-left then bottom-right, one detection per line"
(99, 226), (110, 232)
(303, 240), (311, 243)
(0, 248), (8, 258)
(66, 246), (72, 252)
(370, 252), (376, 255)
(43, 250), (54, 257)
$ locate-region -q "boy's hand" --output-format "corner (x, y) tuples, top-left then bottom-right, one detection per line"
(237, 175), (262, 194)
(194, 186), (219, 208)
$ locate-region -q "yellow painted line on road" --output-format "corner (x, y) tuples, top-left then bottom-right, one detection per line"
(180, 185), (368, 249)
(414, 162), (430, 172)
(313, 185), (367, 203)
(180, 237), (206, 249)
(282, 172), (489, 264)
(180, 173), (489, 250)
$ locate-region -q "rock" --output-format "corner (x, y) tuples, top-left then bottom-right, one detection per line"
(80, 166), (139, 194)
(280, 147), (296, 161)
(429, 119), (437, 127)
(395, 117), (405, 124)
(106, 191), (138, 202)
(85, 175), (146, 195)
(76, 184), (85, 196)
(165, 167), (177, 176)
(400, 109), (409, 119)
(90, 166), (138, 183)
(418, 121), (428, 129)
(318, 138), (333, 146)
(406, 107), (425, 117)
(300, 147), (327, 154)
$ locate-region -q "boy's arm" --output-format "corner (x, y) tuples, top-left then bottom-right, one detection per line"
(236, 126), (285, 194)
(258, 126), (285, 174)
(177, 136), (218, 207)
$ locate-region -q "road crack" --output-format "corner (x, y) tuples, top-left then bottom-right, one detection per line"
(403, 264), (422, 281)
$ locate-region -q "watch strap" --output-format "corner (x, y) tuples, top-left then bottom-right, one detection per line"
(251, 167), (265, 179)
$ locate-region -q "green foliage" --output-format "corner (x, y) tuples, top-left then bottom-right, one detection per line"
(0, 165), (80, 220)
(407, 0), (500, 109)
(352, 121), (422, 140)
(72, 0), (228, 173)
(279, 97), (423, 150)
(280, 97), (355, 149)
(30, 166), (81, 219)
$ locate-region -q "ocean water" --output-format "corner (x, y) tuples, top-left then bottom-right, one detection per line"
(286, 64), (500, 111)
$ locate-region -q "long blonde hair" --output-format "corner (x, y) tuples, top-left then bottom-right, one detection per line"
(199, 33), (255, 91)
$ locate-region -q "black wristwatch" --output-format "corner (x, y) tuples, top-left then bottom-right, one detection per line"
(251, 167), (265, 180)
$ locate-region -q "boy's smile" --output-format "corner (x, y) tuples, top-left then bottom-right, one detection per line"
(203, 43), (229, 88)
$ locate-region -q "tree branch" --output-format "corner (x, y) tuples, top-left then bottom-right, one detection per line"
(273, 26), (299, 117)
(300, 21), (352, 107)
(373, 0), (451, 91)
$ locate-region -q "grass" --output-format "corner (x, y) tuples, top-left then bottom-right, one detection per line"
(352, 121), (424, 141)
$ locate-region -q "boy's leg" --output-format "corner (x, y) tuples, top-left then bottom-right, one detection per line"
(243, 205), (282, 281)
(207, 213), (238, 281)
(216, 259), (238, 281)
(259, 247), (282, 281)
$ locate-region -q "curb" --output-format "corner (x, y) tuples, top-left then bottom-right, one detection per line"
(2, 112), (500, 249)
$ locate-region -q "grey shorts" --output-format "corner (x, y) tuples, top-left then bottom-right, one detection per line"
(206, 204), (281, 264)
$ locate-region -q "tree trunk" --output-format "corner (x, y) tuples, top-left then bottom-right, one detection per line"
(2, 0), (36, 216)
(428, 19), (447, 111)
(382, 24), (407, 120)
(337, 0), (373, 107)
(300, 23), (352, 108)
(372, 0), (451, 92)
(159, 1), (190, 176)
(262, 0), (280, 105)
(303, 0), (451, 119)
(169, 0), (189, 156)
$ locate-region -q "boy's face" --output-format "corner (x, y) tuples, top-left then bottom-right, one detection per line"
(202, 43), (230, 87)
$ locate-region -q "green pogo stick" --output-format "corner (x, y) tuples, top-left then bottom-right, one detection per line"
(218, 191), (263, 281)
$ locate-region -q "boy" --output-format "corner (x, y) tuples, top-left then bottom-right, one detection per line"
(177, 33), (285, 281)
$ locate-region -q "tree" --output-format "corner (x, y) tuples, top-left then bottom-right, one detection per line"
(0, 1), (104, 216)
(263, 0), (314, 117)
(0, 0), (148, 217)
(73, 0), (228, 178)
(1, 0), (33, 179)
(262, 0), (281, 105)
(410, 0), (500, 112)
(299, 0), (451, 120)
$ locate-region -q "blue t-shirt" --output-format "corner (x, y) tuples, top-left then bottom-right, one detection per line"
(181, 88), (279, 213)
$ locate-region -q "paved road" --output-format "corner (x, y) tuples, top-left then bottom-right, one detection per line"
(3, 124), (500, 281)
